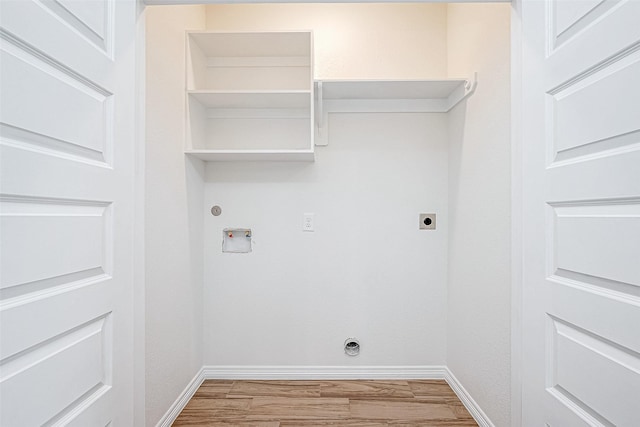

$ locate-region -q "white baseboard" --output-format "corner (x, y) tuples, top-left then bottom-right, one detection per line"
(444, 367), (496, 427)
(157, 365), (493, 427)
(202, 365), (447, 380)
(155, 367), (205, 427)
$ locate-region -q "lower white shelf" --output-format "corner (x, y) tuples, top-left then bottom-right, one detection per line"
(185, 149), (315, 162)
(187, 92), (314, 161)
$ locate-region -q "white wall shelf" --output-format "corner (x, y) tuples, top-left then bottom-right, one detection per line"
(185, 31), (315, 162)
(184, 149), (315, 162)
(314, 76), (477, 145)
(188, 90), (311, 109)
(320, 80), (468, 101)
(184, 30), (477, 159)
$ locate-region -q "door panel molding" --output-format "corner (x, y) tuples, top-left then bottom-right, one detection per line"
(38, 0), (114, 56)
(0, 29), (113, 167)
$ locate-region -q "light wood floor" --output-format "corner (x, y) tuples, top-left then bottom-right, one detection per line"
(173, 380), (478, 426)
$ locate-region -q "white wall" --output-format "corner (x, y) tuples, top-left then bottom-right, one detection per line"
(446, 4), (512, 427)
(205, 3), (448, 80)
(201, 3), (451, 368)
(203, 113), (449, 366)
(145, 6), (205, 426)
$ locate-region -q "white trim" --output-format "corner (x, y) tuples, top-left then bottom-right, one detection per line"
(146, 0), (510, 5)
(133, 1), (147, 426)
(202, 365), (447, 380)
(155, 368), (205, 427)
(444, 367), (496, 427)
(510, 0), (524, 426)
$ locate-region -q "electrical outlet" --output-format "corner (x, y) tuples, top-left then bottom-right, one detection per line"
(419, 213), (436, 230)
(303, 213), (315, 232)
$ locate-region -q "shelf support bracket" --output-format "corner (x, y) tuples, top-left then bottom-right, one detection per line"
(446, 72), (478, 112)
(317, 81), (323, 136)
(315, 81), (328, 146)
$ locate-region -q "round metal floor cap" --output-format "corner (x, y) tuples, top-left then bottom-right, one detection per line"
(344, 338), (360, 356)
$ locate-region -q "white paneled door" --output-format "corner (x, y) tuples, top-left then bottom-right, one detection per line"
(0, 0), (137, 425)
(521, 0), (640, 425)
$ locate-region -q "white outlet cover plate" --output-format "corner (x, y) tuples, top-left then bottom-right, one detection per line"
(303, 213), (314, 231)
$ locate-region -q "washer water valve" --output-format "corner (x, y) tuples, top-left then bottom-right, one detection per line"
(222, 228), (252, 253)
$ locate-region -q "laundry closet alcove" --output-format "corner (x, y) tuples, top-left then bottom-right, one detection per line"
(144, 4), (511, 427)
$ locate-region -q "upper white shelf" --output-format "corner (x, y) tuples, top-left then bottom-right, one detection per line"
(313, 77), (478, 146)
(188, 90), (311, 110)
(315, 76), (477, 114)
(187, 31), (312, 92)
(320, 80), (466, 100)
(188, 31), (312, 58)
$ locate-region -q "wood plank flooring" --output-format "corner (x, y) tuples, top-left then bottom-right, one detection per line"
(173, 380), (478, 426)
